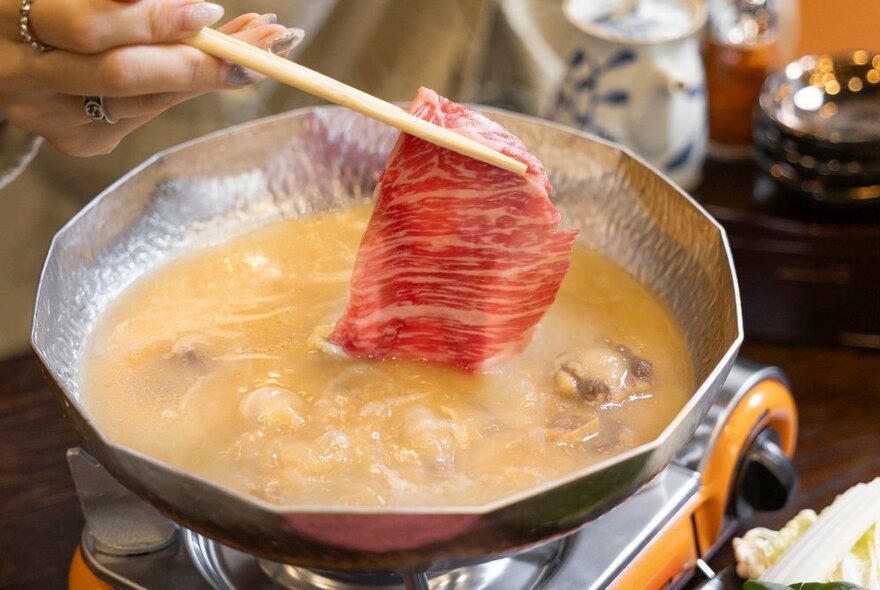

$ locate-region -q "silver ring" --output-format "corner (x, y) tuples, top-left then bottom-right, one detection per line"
(19, 0), (54, 52)
(83, 96), (118, 124)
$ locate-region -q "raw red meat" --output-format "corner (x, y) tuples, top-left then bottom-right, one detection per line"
(329, 88), (578, 371)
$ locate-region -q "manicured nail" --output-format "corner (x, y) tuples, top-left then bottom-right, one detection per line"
(181, 2), (225, 30)
(244, 13), (277, 30)
(268, 28), (305, 55)
(226, 64), (255, 87)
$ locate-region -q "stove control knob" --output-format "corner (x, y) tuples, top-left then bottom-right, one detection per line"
(732, 428), (797, 518)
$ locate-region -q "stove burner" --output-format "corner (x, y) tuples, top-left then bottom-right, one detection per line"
(185, 530), (568, 590)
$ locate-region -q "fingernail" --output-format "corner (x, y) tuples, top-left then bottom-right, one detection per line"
(226, 64), (256, 86)
(268, 28), (305, 55)
(244, 13), (277, 30)
(181, 2), (225, 29)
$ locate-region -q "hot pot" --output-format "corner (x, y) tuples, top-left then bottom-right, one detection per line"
(32, 106), (741, 573)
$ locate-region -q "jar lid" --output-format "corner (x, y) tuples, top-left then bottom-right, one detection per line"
(564, 0), (706, 44)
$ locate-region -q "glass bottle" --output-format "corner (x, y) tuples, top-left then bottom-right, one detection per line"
(702, 0), (781, 159)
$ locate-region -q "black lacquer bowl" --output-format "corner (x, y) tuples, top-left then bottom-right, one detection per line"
(753, 51), (880, 205)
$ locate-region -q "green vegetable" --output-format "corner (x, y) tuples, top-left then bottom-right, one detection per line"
(735, 478), (880, 585)
(830, 523), (879, 588)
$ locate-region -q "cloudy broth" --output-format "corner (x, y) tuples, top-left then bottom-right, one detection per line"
(83, 205), (692, 507)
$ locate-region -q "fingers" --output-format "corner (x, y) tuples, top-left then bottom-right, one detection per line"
(221, 12), (277, 34)
(100, 93), (181, 121)
(0, 8), (302, 158)
(0, 16), (301, 157)
(1, 95), (91, 137)
(9, 93), (178, 135)
(3, 93), (162, 156)
(26, 0), (226, 54)
(48, 113), (161, 157)
(24, 22), (295, 97)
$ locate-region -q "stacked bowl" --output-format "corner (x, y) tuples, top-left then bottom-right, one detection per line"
(753, 51), (880, 205)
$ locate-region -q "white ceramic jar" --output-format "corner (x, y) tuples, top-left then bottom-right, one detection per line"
(549, 0), (709, 190)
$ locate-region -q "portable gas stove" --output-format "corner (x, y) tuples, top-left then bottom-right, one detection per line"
(65, 358), (797, 590)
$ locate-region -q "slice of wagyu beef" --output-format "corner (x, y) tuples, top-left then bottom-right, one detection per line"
(329, 88), (578, 371)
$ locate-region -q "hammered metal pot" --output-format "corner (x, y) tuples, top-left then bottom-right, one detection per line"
(32, 106), (741, 572)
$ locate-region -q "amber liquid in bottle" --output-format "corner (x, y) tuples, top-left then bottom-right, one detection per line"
(703, 37), (776, 150)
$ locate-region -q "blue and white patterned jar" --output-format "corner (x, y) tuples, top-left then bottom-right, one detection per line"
(551, 0), (708, 190)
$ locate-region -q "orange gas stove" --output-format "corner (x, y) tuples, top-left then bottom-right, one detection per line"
(67, 358), (797, 590)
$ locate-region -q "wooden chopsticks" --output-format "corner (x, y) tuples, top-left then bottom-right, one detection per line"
(185, 28), (528, 176)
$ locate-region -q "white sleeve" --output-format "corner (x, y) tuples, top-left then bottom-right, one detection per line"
(0, 111), (43, 190)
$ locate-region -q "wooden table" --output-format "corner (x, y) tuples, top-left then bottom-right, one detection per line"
(2, 158), (879, 589)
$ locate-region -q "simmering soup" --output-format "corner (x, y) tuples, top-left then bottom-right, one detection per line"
(83, 204), (692, 507)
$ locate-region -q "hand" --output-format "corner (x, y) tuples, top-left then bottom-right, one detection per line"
(0, 0), (301, 156)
